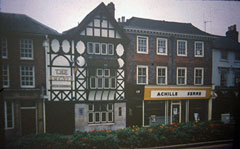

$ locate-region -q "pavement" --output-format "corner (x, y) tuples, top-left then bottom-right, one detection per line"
(137, 139), (233, 149)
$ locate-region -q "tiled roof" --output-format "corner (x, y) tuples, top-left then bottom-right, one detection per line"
(213, 36), (240, 51)
(0, 12), (59, 35)
(122, 17), (214, 37)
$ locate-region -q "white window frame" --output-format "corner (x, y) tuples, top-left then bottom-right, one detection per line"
(137, 65), (148, 85)
(156, 38), (168, 55)
(87, 42), (94, 54)
(88, 104), (114, 124)
(108, 44), (114, 55)
(177, 40), (187, 56)
(194, 68), (204, 85)
(194, 41), (204, 57)
(156, 66), (167, 85)
(20, 39), (34, 60)
(4, 101), (14, 129)
(101, 43), (108, 55)
(137, 36), (148, 54)
(20, 65), (35, 88)
(110, 77), (116, 89)
(1, 37), (8, 59)
(94, 43), (100, 55)
(90, 77), (96, 89)
(177, 67), (187, 85)
(2, 64), (9, 88)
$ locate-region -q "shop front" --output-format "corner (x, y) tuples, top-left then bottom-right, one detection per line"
(143, 86), (213, 126)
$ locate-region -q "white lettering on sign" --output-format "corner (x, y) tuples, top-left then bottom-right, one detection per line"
(151, 90), (206, 98)
(50, 68), (73, 89)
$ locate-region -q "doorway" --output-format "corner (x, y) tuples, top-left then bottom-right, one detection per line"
(171, 101), (181, 124)
(21, 108), (37, 135)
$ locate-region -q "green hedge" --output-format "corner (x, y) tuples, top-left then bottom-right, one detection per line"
(6, 121), (234, 149)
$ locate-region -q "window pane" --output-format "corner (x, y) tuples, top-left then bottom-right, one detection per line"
(108, 44), (114, 55)
(89, 113), (93, 123)
(20, 39), (33, 59)
(108, 112), (113, 122)
(20, 65), (34, 87)
(138, 37), (147, 53)
(95, 43), (100, 54)
(101, 43), (107, 54)
(88, 42), (94, 54)
(95, 113), (100, 122)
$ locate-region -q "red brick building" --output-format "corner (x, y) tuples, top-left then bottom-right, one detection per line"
(0, 12), (58, 137)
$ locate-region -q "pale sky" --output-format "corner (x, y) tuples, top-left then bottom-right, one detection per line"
(1, 0), (240, 39)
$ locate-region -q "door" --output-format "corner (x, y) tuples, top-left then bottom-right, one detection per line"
(21, 109), (36, 135)
(171, 102), (181, 124)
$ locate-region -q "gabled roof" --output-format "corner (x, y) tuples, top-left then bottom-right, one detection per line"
(0, 12), (59, 35)
(213, 35), (240, 51)
(121, 17), (214, 37)
(63, 2), (128, 40)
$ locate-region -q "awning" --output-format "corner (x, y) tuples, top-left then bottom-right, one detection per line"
(88, 90), (115, 101)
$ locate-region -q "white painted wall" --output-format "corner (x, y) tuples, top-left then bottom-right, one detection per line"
(212, 48), (240, 87)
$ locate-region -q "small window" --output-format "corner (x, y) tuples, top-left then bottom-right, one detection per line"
(4, 101), (14, 129)
(195, 41), (204, 57)
(137, 65), (148, 84)
(104, 69), (110, 77)
(194, 68), (204, 85)
(104, 78), (110, 88)
(87, 42), (94, 54)
(111, 78), (116, 89)
(97, 69), (103, 77)
(156, 66), (167, 85)
(221, 51), (228, 60)
(235, 52), (240, 61)
(90, 77), (96, 89)
(101, 43), (107, 55)
(157, 38), (167, 55)
(108, 44), (114, 55)
(177, 67), (187, 85)
(1, 37), (8, 59)
(97, 78), (103, 88)
(95, 43), (100, 54)
(20, 39), (33, 60)
(119, 107), (122, 116)
(177, 40), (187, 56)
(2, 64), (9, 88)
(137, 36), (148, 54)
(20, 65), (35, 88)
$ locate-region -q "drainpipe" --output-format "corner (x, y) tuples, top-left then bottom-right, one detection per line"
(42, 35), (50, 133)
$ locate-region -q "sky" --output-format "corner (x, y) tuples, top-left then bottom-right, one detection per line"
(1, 0), (240, 39)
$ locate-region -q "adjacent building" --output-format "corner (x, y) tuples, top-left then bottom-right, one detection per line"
(120, 17), (215, 126)
(42, 2), (128, 134)
(212, 25), (240, 121)
(0, 12), (58, 137)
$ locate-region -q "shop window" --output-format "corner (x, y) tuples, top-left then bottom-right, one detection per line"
(88, 103), (113, 124)
(177, 40), (187, 56)
(195, 41), (204, 57)
(2, 64), (9, 88)
(177, 67), (187, 85)
(137, 36), (148, 54)
(20, 65), (35, 88)
(137, 65), (148, 84)
(156, 66), (167, 85)
(194, 68), (204, 85)
(157, 38), (167, 55)
(1, 37), (8, 59)
(20, 39), (33, 60)
(4, 101), (14, 129)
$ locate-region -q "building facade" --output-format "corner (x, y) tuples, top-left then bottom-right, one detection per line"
(0, 12), (58, 137)
(212, 25), (240, 121)
(43, 2), (128, 133)
(121, 17), (215, 126)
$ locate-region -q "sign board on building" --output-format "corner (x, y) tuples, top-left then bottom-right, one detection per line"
(144, 86), (212, 100)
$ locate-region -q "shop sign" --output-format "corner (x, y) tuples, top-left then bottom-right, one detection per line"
(144, 87), (212, 100)
(151, 90), (206, 98)
(50, 67), (73, 89)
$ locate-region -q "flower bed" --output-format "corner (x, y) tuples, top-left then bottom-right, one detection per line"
(6, 121), (234, 149)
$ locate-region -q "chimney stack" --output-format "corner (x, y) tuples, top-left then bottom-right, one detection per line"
(226, 24), (239, 42)
(107, 2), (115, 18)
(122, 16), (125, 22)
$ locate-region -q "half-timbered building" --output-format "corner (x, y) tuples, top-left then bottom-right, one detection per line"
(43, 2), (128, 133)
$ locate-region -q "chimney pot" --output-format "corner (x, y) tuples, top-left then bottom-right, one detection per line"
(226, 24), (238, 42)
